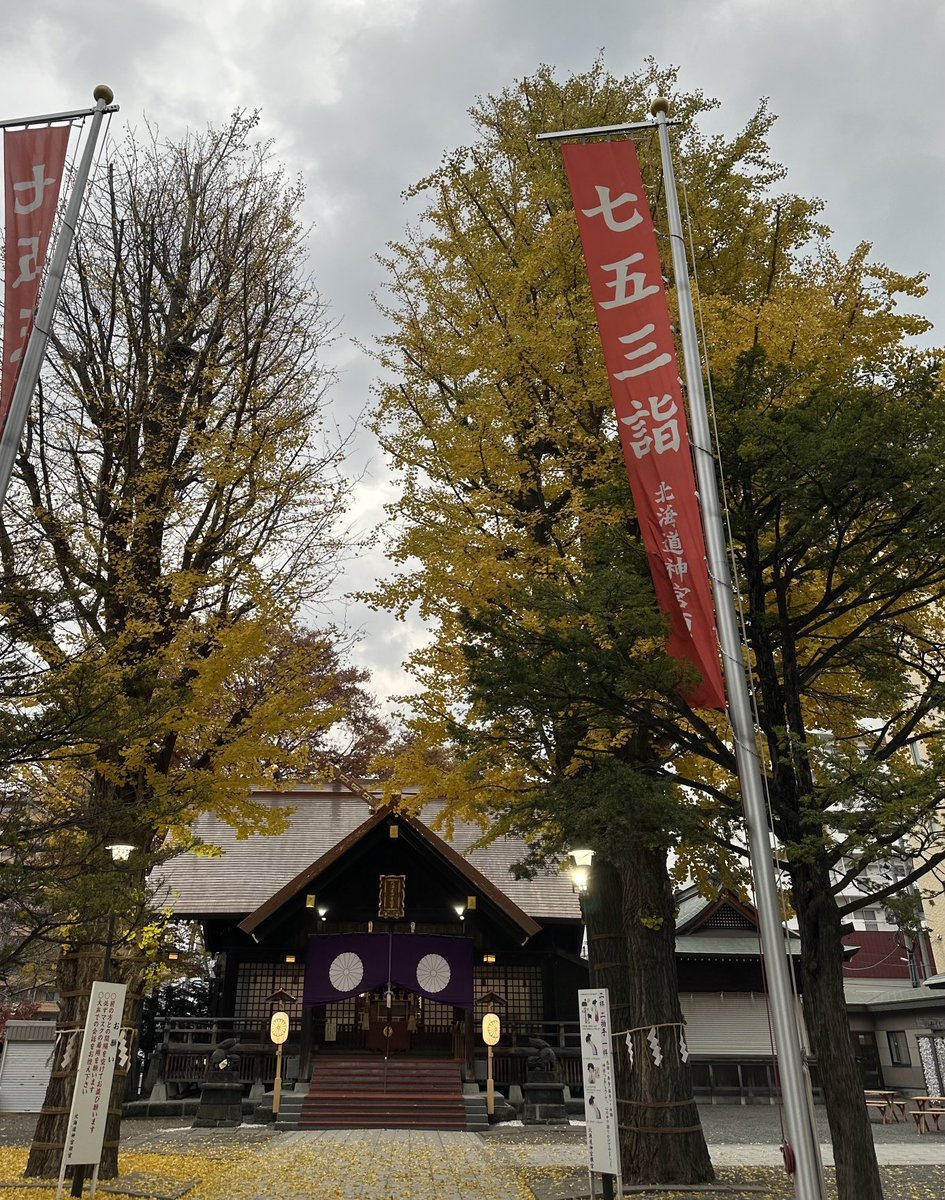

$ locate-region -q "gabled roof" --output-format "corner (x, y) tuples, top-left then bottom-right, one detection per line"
(676, 889), (761, 935)
(672, 884), (800, 958)
(237, 803), (542, 941)
(153, 784), (581, 923)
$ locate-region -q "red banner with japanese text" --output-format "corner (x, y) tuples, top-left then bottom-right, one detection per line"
(562, 139), (725, 708)
(2, 125), (70, 436)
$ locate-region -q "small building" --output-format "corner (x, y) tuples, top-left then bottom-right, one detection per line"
(0, 1019), (57, 1114)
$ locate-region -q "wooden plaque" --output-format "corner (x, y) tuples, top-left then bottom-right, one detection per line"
(378, 874), (406, 919)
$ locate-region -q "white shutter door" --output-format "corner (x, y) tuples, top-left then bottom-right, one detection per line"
(680, 993), (779, 1056)
(0, 1042), (55, 1112)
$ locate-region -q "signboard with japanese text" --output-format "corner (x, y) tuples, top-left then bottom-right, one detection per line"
(62, 981), (127, 1168)
(578, 987), (620, 1178)
(562, 140), (725, 709)
(2, 125), (70, 435)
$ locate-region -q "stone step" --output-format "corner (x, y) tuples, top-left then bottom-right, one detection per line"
(300, 1113), (467, 1126)
(302, 1056), (468, 1131)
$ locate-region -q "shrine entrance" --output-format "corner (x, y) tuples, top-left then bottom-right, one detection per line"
(313, 986), (461, 1057)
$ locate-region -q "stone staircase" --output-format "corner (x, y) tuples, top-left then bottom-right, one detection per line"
(274, 1088), (306, 1130)
(298, 1057), (469, 1130)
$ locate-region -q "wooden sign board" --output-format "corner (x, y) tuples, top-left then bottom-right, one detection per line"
(378, 874), (406, 919)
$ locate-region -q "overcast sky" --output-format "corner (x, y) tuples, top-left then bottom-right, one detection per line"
(2, 0), (942, 715)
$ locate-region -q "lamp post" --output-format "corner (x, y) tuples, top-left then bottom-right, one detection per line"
(567, 849), (594, 960)
(567, 849), (616, 1200)
(102, 843), (135, 983)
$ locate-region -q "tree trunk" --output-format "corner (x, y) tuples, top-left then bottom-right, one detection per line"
(793, 863), (883, 1200)
(584, 850), (714, 1186)
(25, 946), (145, 1181)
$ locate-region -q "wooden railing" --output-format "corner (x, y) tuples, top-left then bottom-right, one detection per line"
(499, 1021), (582, 1049)
(487, 1045), (583, 1088)
(164, 1046), (281, 1086)
(152, 1018), (299, 1091)
(152, 1016), (584, 1091)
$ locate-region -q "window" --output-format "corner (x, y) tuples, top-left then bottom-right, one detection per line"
(910, 741), (928, 768)
(474, 964), (543, 1029)
(887, 1030), (911, 1067)
(234, 960), (304, 1024)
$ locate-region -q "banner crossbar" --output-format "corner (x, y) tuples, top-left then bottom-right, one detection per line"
(538, 118), (679, 142)
(0, 104), (119, 132)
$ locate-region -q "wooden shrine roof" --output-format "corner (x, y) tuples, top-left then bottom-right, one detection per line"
(152, 783), (582, 923)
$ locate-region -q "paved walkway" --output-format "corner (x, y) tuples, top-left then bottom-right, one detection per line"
(7, 1111), (945, 1198)
(198, 1129), (533, 1200)
(504, 1134), (945, 1169)
(170, 1127), (945, 1199)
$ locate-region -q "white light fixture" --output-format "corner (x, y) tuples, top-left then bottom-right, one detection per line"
(317, 906), (328, 919)
(567, 848), (595, 893)
(454, 903), (466, 920)
(107, 842), (135, 863)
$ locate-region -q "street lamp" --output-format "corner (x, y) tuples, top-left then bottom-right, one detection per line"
(567, 848), (612, 1197)
(567, 848), (595, 893)
(102, 842), (136, 981)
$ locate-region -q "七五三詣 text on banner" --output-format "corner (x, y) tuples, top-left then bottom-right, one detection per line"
(562, 139), (724, 709)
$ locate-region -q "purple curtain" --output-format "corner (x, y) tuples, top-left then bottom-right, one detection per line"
(304, 933), (473, 1007)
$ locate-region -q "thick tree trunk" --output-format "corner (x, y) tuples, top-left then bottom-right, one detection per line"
(793, 864), (883, 1200)
(25, 946), (145, 1181)
(584, 850), (714, 1186)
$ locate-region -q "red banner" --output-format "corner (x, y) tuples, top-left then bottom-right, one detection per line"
(2, 125), (70, 435)
(562, 140), (725, 709)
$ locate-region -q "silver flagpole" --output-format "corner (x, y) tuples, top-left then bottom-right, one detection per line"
(648, 97), (827, 1200)
(0, 85), (116, 507)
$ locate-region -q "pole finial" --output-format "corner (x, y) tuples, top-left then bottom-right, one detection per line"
(650, 97), (670, 118)
(93, 84), (114, 105)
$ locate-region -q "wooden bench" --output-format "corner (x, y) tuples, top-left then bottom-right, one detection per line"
(912, 1107), (945, 1134)
(866, 1098), (905, 1123)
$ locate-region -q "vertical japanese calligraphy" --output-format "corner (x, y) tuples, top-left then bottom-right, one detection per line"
(562, 140), (725, 709)
(2, 125), (70, 436)
(62, 981), (127, 1169)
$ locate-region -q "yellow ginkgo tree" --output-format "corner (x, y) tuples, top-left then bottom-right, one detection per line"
(0, 113), (379, 1179)
(369, 61), (945, 1200)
